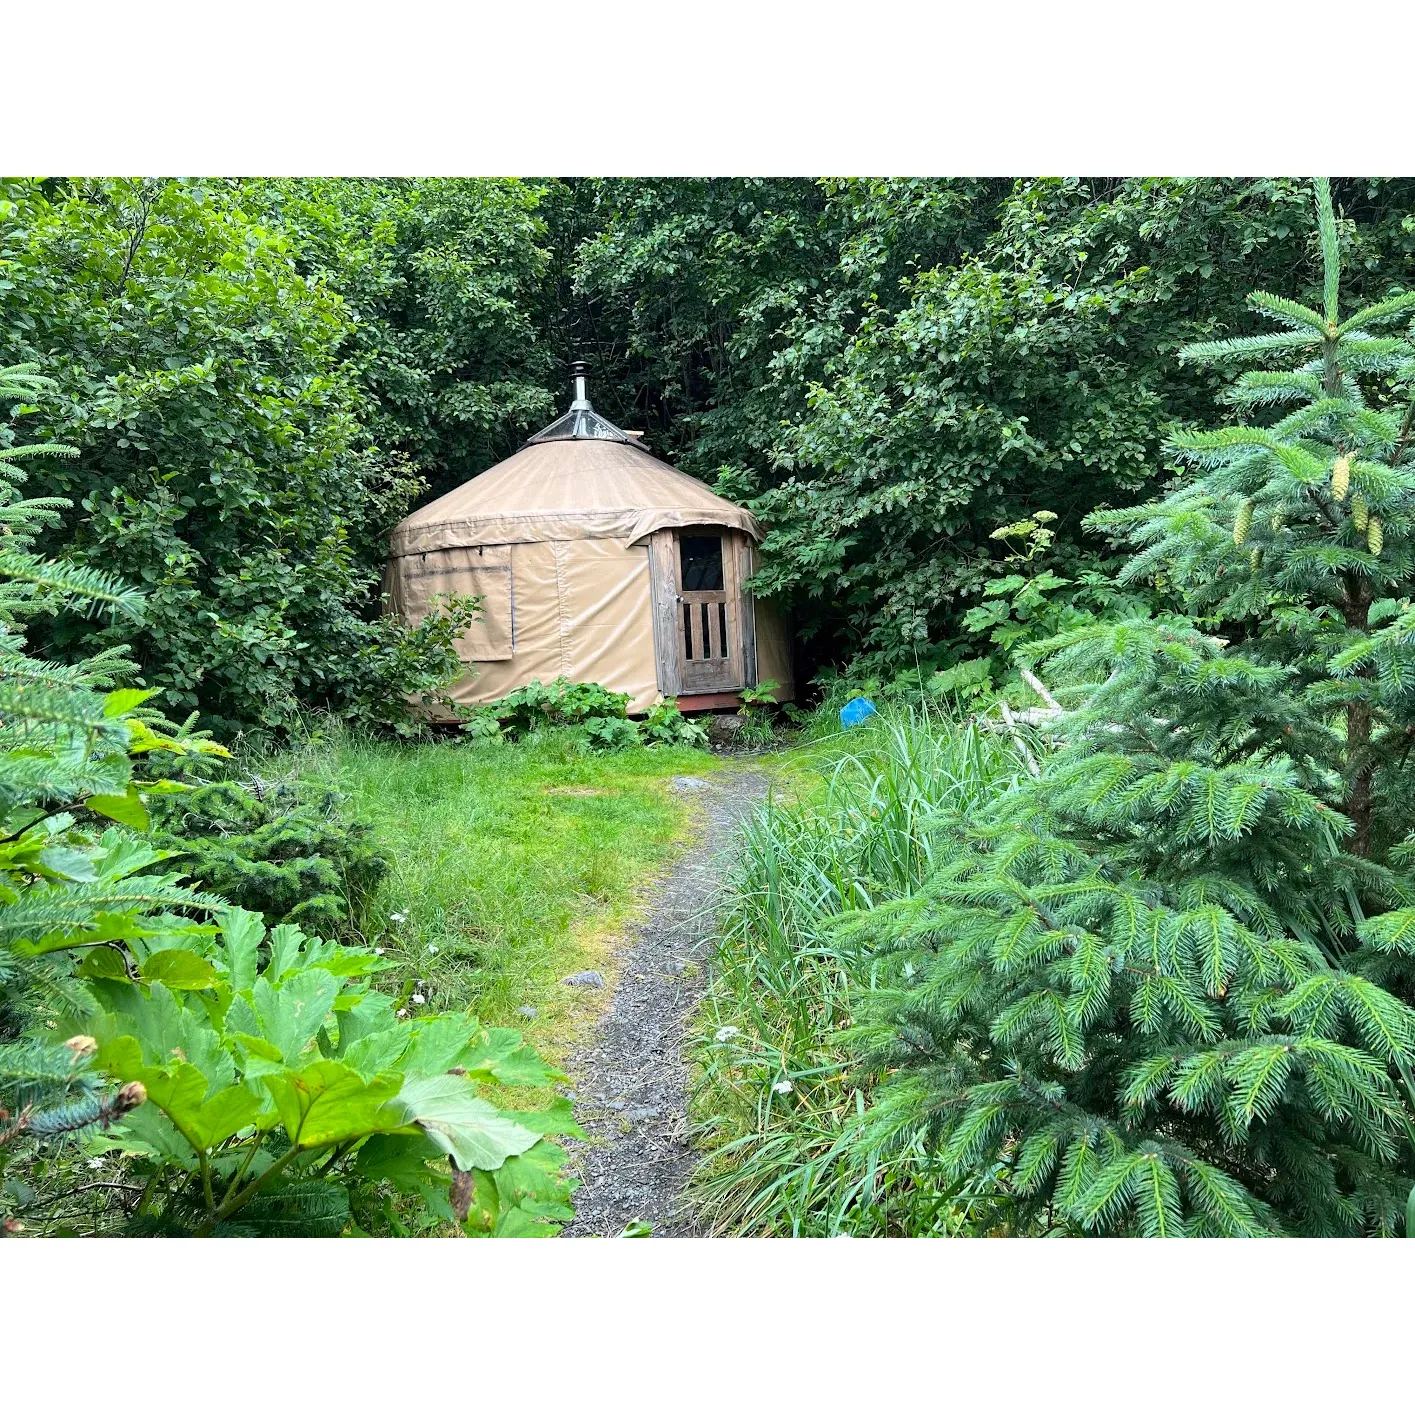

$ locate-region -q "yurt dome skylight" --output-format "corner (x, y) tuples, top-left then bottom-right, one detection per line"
(525, 360), (634, 445)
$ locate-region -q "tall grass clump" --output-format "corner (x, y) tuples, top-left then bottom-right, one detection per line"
(690, 707), (1027, 1234)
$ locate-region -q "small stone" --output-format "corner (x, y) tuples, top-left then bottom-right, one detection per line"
(669, 776), (714, 793)
(562, 970), (605, 988)
(706, 713), (747, 747)
(626, 1106), (661, 1121)
(517, 1005), (538, 1019)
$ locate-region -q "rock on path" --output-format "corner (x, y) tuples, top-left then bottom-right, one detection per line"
(559, 768), (767, 1237)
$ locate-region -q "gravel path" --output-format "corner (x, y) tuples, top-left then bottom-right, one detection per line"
(559, 768), (767, 1238)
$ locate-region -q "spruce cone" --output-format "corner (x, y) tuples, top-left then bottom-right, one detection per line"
(1233, 499), (1254, 545)
(1369, 517), (1383, 555)
(1332, 455), (1351, 502)
(114, 1081), (147, 1114)
(1352, 492), (1369, 533)
(1250, 548), (1262, 571)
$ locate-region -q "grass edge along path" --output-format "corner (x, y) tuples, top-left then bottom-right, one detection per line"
(686, 710), (1028, 1235)
(262, 730), (726, 1078)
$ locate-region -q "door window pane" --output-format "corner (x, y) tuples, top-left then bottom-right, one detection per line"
(679, 535), (724, 591)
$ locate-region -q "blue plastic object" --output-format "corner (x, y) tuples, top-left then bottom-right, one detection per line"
(839, 696), (878, 729)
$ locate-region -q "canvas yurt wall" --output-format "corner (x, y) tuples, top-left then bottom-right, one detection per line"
(385, 373), (792, 717)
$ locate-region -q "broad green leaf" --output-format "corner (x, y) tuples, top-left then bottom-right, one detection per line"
(492, 1140), (575, 1210)
(103, 687), (159, 718)
(186, 1087), (266, 1148)
(141, 948), (218, 991)
(264, 1060), (404, 1150)
(396, 1015), (480, 1076)
(228, 1032), (283, 1064)
(250, 968), (340, 1066)
(86, 783), (150, 831)
(76, 946), (130, 981)
(96, 1036), (264, 1149)
(395, 1073), (541, 1171)
(333, 989), (398, 1061)
(35, 844), (98, 882)
(458, 1026), (567, 1086)
(266, 923), (307, 982)
(109, 1101), (199, 1167)
(217, 907), (265, 992)
(92, 985), (235, 1093)
(354, 1133), (454, 1221)
(492, 1205), (563, 1238)
(341, 1026), (410, 1080)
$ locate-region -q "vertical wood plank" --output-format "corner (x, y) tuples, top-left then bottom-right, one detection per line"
(648, 530), (682, 695)
(736, 533), (758, 686)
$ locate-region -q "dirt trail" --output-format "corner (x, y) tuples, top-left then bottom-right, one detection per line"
(559, 768), (766, 1238)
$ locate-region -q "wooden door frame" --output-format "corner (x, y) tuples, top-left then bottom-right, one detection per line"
(647, 525), (757, 698)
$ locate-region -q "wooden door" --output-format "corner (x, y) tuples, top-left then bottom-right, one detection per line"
(648, 527), (749, 695)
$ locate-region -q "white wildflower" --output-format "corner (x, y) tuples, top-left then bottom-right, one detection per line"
(390, 912), (407, 923)
(87, 1156), (105, 1170)
(397, 1008), (408, 1018)
(412, 993), (426, 1005)
(427, 945), (439, 955)
(715, 1025), (740, 1043)
(374, 947), (386, 956)
(772, 1078), (793, 1095)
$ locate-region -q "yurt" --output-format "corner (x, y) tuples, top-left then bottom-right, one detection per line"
(385, 365), (793, 717)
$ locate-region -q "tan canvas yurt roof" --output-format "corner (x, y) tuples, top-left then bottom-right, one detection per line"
(390, 405), (762, 558)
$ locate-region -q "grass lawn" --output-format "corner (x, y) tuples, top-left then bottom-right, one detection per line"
(268, 729), (722, 1067)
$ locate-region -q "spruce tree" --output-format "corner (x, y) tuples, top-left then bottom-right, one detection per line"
(852, 180), (1415, 1236)
(1093, 177), (1415, 860)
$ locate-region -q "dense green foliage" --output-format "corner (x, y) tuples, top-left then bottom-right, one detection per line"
(0, 180), (484, 733)
(9, 177), (1415, 728)
(0, 375), (573, 1236)
(571, 177), (1415, 675)
(242, 179), (557, 500)
(85, 906), (577, 1237)
(0, 365), (225, 1168)
(702, 180), (1415, 1237)
(466, 678), (709, 751)
(150, 777), (387, 934)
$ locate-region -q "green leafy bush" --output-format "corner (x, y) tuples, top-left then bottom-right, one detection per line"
(0, 364), (230, 1216)
(150, 778), (387, 935)
(477, 678), (633, 736)
(78, 907), (577, 1237)
(734, 680), (783, 749)
(642, 700), (709, 749)
(580, 715), (641, 752)
(954, 512), (1145, 695)
(0, 181), (489, 735)
(465, 680), (719, 752)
